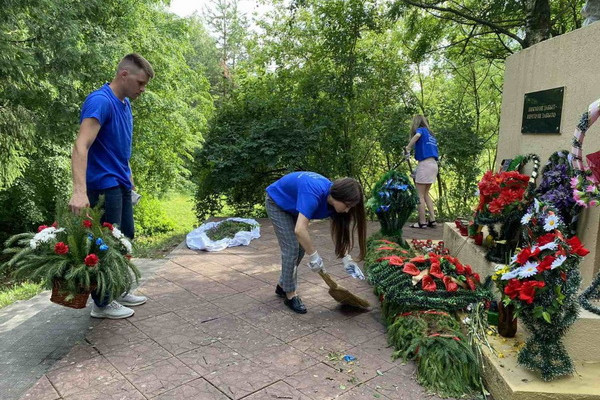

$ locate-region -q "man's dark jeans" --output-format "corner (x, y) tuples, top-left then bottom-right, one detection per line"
(88, 185), (134, 307)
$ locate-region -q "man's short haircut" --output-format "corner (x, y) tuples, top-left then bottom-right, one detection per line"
(117, 53), (154, 79)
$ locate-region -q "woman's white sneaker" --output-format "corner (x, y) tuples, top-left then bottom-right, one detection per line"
(91, 301), (134, 319)
(116, 293), (147, 306)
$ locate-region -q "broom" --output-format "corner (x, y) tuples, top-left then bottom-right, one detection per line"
(318, 270), (371, 309)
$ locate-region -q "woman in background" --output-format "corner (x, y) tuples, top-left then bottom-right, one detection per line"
(405, 115), (439, 228)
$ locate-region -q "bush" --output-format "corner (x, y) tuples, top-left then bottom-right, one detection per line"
(134, 195), (176, 236)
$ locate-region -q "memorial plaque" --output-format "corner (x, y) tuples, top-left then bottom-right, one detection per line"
(521, 87), (564, 134)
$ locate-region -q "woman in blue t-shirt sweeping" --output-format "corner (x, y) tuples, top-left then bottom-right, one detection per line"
(265, 172), (367, 313)
(405, 115), (439, 229)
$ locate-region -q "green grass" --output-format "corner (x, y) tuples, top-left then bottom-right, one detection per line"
(0, 281), (44, 309)
(133, 191), (197, 258)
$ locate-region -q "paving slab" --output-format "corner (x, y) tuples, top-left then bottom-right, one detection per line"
(2, 219), (449, 400)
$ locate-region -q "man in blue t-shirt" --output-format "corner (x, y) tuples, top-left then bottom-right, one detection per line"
(68, 53), (154, 319)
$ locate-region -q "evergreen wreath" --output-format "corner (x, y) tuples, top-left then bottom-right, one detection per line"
(385, 310), (482, 398)
(2, 203), (140, 303)
(365, 236), (492, 397)
(365, 170), (418, 244)
(493, 199), (590, 380)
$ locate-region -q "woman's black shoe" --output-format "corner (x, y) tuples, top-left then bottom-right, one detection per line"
(275, 284), (286, 298)
(284, 296), (307, 314)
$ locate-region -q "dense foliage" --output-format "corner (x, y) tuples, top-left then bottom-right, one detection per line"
(0, 0), (213, 242)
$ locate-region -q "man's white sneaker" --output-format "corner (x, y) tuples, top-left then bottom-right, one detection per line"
(91, 301), (134, 319)
(116, 293), (147, 306)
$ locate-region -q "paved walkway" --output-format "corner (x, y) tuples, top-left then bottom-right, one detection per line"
(2, 219), (445, 400)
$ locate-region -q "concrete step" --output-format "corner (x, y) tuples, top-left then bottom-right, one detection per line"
(482, 333), (600, 400)
(443, 222), (600, 363)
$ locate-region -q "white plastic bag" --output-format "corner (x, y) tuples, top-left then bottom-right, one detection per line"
(186, 217), (260, 251)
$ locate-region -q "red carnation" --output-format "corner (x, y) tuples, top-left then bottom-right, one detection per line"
(566, 236), (590, 257)
(421, 275), (437, 292)
(84, 254), (99, 267)
(537, 233), (556, 246)
(102, 222), (114, 231)
(519, 281), (545, 304)
(516, 248), (532, 265)
(82, 219), (93, 229)
(504, 279), (522, 299)
(54, 242), (69, 255)
(37, 225), (48, 232)
(537, 255), (555, 272)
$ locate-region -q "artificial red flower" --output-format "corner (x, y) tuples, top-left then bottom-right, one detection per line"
(504, 279), (522, 299)
(84, 254), (99, 266)
(51, 221), (59, 228)
(102, 222), (114, 231)
(429, 262), (444, 279)
(421, 275), (437, 292)
(410, 255), (427, 264)
(466, 277), (477, 291)
(402, 262), (420, 276)
(400, 250), (409, 254)
(54, 242), (69, 255)
(443, 276), (458, 292)
(536, 233), (556, 246)
(472, 273), (481, 283)
(519, 281), (545, 304)
(537, 255), (555, 272)
(82, 219), (93, 228)
(376, 255), (405, 266)
(377, 239), (398, 245)
(560, 271), (567, 281)
(566, 236), (590, 257)
(516, 248), (532, 265)
(464, 265), (473, 275)
(37, 225), (48, 232)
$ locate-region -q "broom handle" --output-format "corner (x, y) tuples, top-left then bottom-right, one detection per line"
(318, 270), (338, 289)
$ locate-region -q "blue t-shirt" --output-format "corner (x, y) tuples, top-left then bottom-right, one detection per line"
(80, 83), (133, 190)
(414, 127), (438, 161)
(266, 172), (334, 219)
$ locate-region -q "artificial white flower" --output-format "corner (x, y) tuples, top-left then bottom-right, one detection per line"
(29, 227), (65, 249)
(501, 269), (520, 280)
(538, 241), (558, 251)
(510, 254), (518, 265)
(120, 238), (132, 254)
(112, 227), (124, 239)
(534, 198), (540, 213)
(551, 255), (567, 270)
(518, 262), (539, 278)
(543, 214), (559, 231)
(521, 213), (532, 225)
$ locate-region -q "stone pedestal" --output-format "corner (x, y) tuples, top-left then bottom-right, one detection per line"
(444, 222), (600, 399)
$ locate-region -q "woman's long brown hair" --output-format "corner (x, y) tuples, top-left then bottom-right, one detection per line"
(329, 177), (367, 260)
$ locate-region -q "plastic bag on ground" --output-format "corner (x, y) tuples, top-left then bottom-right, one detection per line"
(186, 217), (260, 251)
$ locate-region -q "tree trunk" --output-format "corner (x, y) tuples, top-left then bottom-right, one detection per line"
(523, 0), (551, 48)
